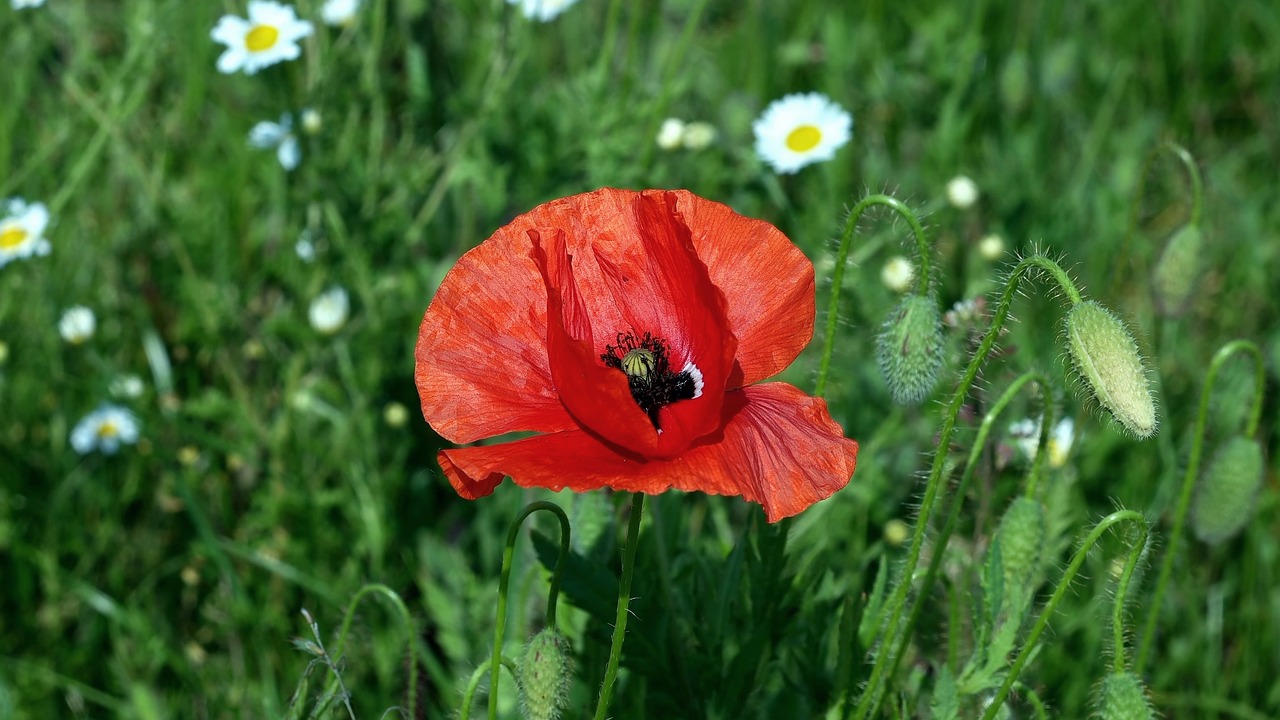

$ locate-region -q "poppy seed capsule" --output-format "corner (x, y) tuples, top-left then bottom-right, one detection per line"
(1094, 671), (1157, 720)
(1151, 223), (1203, 318)
(875, 294), (944, 405)
(622, 347), (657, 380)
(994, 497), (1046, 591)
(1192, 435), (1265, 545)
(1064, 301), (1158, 439)
(518, 629), (573, 720)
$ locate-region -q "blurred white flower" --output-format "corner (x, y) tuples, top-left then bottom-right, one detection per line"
(656, 118), (685, 150)
(300, 107), (322, 135)
(753, 93), (852, 174)
(946, 175), (980, 209)
(12, 0), (46, 9)
(978, 233), (1005, 261)
(70, 405), (140, 455)
(58, 306), (96, 344)
(110, 374), (146, 399)
(681, 121), (718, 151)
(211, 1), (314, 75)
(309, 286), (349, 334)
(880, 256), (914, 293)
(0, 198), (51, 269)
(506, 0), (580, 21)
(321, 0), (361, 26)
(248, 114), (301, 171)
(295, 235), (316, 262)
(943, 297), (985, 328)
(1010, 416), (1075, 468)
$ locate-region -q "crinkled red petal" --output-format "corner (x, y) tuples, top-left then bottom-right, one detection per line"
(437, 383), (858, 522)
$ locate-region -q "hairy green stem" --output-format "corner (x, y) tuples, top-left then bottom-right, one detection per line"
(815, 194), (932, 398)
(461, 656), (518, 719)
(852, 254), (1084, 720)
(1113, 140), (1203, 299)
(981, 510), (1150, 720)
(486, 501), (572, 720)
(330, 584), (418, 720)
(594, 493), (646, 720)
(1134, 339), (1264, 673)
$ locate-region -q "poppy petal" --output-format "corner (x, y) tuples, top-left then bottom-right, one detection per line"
(675, 192), (816, 386)
(438, 383), (857, 522)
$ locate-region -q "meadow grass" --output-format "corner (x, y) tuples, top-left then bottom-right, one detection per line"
(1, 0), (1278, 718)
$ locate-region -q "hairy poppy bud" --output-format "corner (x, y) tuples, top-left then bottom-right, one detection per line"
(876, 294), (944, 405)
(1064, 301), (1158, 439)
(994, 497), (1046, 590)
(1192, 435), (1265, 545)
(1151, 223), (1203, 317)
(518, 629), (573, 720)
(1095, 671), (1157, 720)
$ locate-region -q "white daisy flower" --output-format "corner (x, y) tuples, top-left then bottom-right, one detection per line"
(13, 0), (46, 8)
(681, 121), (718, 151)
(295, 235), (316, 262)
(211, 1), (314, 76)
(321, 0), (361, 26)
(248, 114), (301, 171)
(58, 306), (96, 344)
(656, 118), (685, 150)
(309, 286), (349, 334)
(507, 0), (580, 21)
(0, 198), (51, 269)
(880, 256), (914, 293)
(978, 233), (1005, 261)
(110, 374), (146, 399)
(70, 405), (141, 455)
(946, 175), (980, 209)
(753, 92), (853, 174)
(1010, 416), (1075, 468)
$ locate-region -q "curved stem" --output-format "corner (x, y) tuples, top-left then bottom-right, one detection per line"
(593, 493), (646, 720)
(1164, 141), (1204, 227)
(461, 656), (518, 719)
(330, 584), (418, 720)
(815, 194), (932, 398)
(852, 254), (1085, 720)
(886, 372), (1054, 685)
(488, 501), (572, 720)
(980, 510), (1150, 720)
(1134, 339), (1264, 673)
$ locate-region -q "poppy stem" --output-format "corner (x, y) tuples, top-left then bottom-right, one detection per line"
(486, 501), (572, 720)
(593, 493), (646, 720)
(1133, 339), (1263, 675)
(816, 194), (931, 398)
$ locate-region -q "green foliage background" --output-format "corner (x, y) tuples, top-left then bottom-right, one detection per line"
(1, 0), (1277, 718)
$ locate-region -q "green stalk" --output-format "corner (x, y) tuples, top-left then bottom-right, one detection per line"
(593, 493), (646, 720)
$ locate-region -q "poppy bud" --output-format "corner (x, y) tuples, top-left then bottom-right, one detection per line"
(1151, 223), (1203, 318)
(994, 497), (1046, 591)
(876, 294), (943, 405)
(518, 629), (573, 720)
(1094, 671), (1156, 720)
(1064, 301), (1158, 439)
(1192, 435), (1265, 545)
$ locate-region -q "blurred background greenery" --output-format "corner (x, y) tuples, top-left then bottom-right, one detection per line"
(1, 0), (1277, 717)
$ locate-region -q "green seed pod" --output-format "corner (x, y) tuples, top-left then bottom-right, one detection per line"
(518, 629), (573, 720)
(995, 497), (1046, 591)
(1094, 671), (1157, 720)
(876, 293), (944, 406)
(1192, 436), (1265, 545)
(1151, 223), (1203, 318)
(1064, 301), (1158, 439)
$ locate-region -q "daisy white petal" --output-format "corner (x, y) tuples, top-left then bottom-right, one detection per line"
(211, 1), (314, 76)
(309, 286), (349, 334)
(248, 120), (288, 147)
(0, 198), (53, 268)
(507, 0), (581, 22)
(753, 92), (853, 174)
(277, 136), (301, 171)
(321, 0), (361, 26)
(58, 306), (96, 344)
(70, 405), (141, 455)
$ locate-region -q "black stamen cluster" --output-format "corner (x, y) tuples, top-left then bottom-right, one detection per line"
(601, 331), (698, 429)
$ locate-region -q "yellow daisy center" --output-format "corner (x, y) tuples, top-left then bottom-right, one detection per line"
(0, 225), (28, 250)
(245, 24), (281, 52)
(97, 420), (120, 439)
(785, 125), (823, 153)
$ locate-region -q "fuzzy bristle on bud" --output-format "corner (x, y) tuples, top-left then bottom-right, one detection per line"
(875, 294), (944, 405)
(1151, 223), (1203, 318)
(1095, 671), (1157, 720)
(1064, 301), (1158, 439)
(518, 629), (573, 720)
(995, 497), (1046, 591)
(1192, 435), (1265, 545)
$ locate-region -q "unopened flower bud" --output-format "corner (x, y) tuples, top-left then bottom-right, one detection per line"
(681, 121), (718, 151)
(518, 629), (573, 720)
(1064, 301), (1157, 439)
(876, 294), (944, 405)
(1151, 223), (1202, 318)
(993, 497), (1045, 590)
(656, 118), (685, 150)
(1192, 435), (1265, 545)
(1095, 671), (1157, 720)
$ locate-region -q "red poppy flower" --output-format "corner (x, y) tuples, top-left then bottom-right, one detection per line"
(415, 188), (858, 522)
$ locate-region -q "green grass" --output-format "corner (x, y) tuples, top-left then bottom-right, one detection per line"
(2, 0), (1278, 718)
